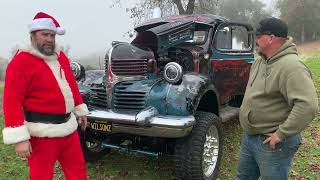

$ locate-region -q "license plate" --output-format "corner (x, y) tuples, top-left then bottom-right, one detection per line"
(88, 120), (112, 132)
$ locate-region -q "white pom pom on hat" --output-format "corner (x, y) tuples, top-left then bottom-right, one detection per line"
(28, 12), (65, 35)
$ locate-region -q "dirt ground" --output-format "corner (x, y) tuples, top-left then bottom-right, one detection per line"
(297, 40), (320, 53)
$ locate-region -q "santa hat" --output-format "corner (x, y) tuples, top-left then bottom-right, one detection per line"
(28, 12), (65, 35)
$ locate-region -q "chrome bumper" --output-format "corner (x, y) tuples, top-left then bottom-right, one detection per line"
(87, 106), (195, 138)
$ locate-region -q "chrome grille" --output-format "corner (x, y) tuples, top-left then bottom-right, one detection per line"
(113, 82), (147, 111)
(111, 59), (148, 76)
(88, 87), (107, 109)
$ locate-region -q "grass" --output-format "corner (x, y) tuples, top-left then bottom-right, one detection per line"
(0, 82), (3, 94)
(0, 52), (319, 179)
(0, 116), (29, 180)
(291, 58), (320, 179)
(300, 51), (320, 62)
(85, 153), (175, 180)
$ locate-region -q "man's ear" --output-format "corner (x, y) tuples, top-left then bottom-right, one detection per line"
(30, 32), (36, 46)
(30, 32), (34, 41)
(30, 32), (37, 43)
(268, 35), (275, 44)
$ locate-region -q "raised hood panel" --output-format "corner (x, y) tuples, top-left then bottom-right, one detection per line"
(110, 43), (155, 76)
(132, 20), (195, 53)
(111, 43), (154, 60)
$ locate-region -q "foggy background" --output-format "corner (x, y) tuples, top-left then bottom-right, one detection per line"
(1, 0), (319, 80)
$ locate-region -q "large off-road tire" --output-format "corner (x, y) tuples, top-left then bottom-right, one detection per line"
(175, 111), (223, 180)
(79, 130), (111, 162)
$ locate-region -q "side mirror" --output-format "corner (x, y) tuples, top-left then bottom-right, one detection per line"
(219, 27), (230, 34)
(71, 62), (85, 81)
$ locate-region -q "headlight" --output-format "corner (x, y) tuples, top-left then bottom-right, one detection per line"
(163, 62), (183, 84)
(70, 62), (84, 80)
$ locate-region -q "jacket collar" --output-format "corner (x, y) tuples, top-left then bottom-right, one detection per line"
(263, 36), (298, 64)
(19, 44), (61, 61)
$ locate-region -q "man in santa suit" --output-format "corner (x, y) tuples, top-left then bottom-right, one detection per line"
(2, 12), (88, 180)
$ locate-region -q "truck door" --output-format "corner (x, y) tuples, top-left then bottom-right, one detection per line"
(211, 23), (254, 105)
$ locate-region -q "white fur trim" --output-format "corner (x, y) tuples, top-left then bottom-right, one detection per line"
(74, 104), (89, 117)
(25, 113), (78, 137)
(28, 18), (57, 33)
(44, 57), (75, 113)
(56, 27), (65, 35)
(2, 125), (31, 144)
(20, 45), (75, 113)
(19, 44), (60, 60)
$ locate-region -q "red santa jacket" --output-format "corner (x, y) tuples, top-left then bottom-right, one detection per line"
(2, 45), (88, 144)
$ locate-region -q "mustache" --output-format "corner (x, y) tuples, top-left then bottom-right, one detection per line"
(43, 43), (54, 47)
(37, 43), (55, 55)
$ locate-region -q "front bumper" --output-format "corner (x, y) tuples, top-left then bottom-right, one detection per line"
(87, 106), (195, 138)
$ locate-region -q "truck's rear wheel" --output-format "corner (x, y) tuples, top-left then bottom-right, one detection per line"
(175, 111), (223, 179)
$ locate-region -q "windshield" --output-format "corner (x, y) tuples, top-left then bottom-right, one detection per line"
(184, 24), (211, 45)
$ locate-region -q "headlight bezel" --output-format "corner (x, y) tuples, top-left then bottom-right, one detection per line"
(70, 61), (84, 80)
(163, 62), (183, 84)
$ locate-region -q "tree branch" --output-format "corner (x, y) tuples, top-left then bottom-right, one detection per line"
(186, 0), (195, 14)
(172, 0), (186, 14)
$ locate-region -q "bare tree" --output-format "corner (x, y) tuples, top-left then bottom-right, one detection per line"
(276, 0), (320, 42)
(112, 0), (219, 26)
(219, 0), (269, 27)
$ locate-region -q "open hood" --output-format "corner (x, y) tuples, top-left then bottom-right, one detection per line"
(132, 20), (195, 53)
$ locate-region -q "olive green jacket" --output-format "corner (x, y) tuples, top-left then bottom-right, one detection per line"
(239, 37), (319, 140)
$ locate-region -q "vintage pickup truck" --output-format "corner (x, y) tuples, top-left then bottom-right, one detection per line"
(72, 14), (254, 179)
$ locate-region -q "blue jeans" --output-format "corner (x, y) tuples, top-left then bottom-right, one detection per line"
(237, 132), (301, 180)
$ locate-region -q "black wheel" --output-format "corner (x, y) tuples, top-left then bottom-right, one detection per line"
(175, 111), (223, 180)
(79, 130), (111, 162)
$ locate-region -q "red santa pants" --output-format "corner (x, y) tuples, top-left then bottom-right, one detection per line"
(27, 131), (87, 180)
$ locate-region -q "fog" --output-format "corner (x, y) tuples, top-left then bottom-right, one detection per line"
(0, 0), (274, 65)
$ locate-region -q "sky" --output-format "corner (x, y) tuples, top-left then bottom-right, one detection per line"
(0, 0), (274, 61)
(0, 0), (135, 60)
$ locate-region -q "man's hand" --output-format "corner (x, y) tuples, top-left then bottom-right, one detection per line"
(78, 115), (88, 131)
(15, 140), (32, 160)
(263, 132), (281, 149)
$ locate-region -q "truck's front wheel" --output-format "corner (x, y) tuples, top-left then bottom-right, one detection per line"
(175, 111), (223, 180)
(79, 130), (111, 162)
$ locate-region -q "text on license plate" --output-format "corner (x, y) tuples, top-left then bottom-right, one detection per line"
(88, 120), (112, 132)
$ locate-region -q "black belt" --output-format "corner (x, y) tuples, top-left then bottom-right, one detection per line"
(24, 111), (71, 124)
